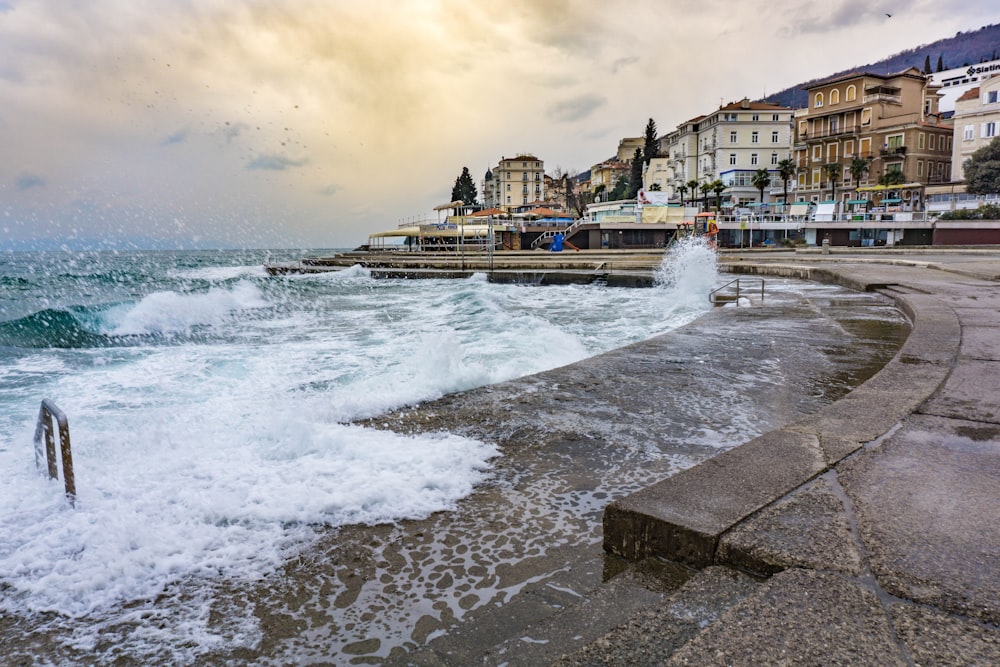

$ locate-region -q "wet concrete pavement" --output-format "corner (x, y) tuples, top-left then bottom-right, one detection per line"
(588, 249), (1000, 666)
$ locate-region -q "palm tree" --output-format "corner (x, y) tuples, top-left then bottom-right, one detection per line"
(686, 179), (700, 208)
(751, 168), (771, 204)
(710, 179), (727, 209)
(699, 182), (713, 210)
(822, 163), (842, 201)
(777, 158), (797, 209)
(677, 182), (687, 205)
(849, 157), (871, 190)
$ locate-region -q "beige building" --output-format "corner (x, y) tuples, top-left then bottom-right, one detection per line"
(794, 67), (953, 209)
(616, 137), (643, 162)
(588, 158), (629, 199)
(661, 99), (795, 207)
(951, 76), (1000, 180)
(482, 154), (545, 211)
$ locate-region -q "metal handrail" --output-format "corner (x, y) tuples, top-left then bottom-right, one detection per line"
(709, 278), (765, 305)
(33, 399), (76, 506)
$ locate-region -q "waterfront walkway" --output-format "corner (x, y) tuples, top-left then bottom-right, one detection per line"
(571, 250), (1000, 665)
(283, 247), (999, 664)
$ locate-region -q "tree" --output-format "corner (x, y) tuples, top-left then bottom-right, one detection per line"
(936, 55), (944, 72)
(879, 169), (905, 186)
(710, 179), (727, 209)
(699, 181), (713, 210)
(923, 54), (932, 74)
(627, 148), (643, 199)
(777, 158), (797, 206)
(642, 118), (659, 166)
(593, 183), (607, 202)
(677, 182), (688, 205)
(450, 167), (478, 206)
(849, 157), (871, 189)
(686, 179), (700, 207)
(964, 137), (1000, 195)
(751, 168), (771, 204)
(822, 163), (842, 200)
(609, 175), (629, 201)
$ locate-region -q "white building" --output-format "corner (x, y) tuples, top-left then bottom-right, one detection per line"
(929, 58), (1000, 113)
(660, 98), (795, 208)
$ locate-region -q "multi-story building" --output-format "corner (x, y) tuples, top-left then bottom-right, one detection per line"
(661, 99), (795, 207)
(951, 76), (1000, 180)
(793, 67), (953, 210)
(588, 158), (629, 199)
(482, 154), (545, 211)
(616, 137), (643, 162)
(925, 75), (1000, 222)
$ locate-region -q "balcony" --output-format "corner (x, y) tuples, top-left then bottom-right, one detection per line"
(864, 93), (902, 105)
(880, 146), (907, 157)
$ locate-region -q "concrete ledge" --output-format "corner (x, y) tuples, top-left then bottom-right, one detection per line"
(603, 263), (962, 569)
(603, 429), (825, 567)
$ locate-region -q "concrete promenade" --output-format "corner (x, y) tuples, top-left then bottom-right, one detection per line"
(585, 249), (1000, 665)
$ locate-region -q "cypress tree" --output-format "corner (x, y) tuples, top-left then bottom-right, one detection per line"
(936, 55), (944, 72)
(923, 55), (931, 74)
(450, 167), (479, 206)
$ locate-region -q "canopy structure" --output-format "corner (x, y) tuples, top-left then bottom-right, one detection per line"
(846, 199), (869, 205)
(856, 183), (923, 192)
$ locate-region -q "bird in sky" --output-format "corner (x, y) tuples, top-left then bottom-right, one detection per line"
(886, 13), (892, 17)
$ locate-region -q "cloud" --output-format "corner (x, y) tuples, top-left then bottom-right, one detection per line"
(320, 184), (339, 196)
(15, 173), (45, 190)
(161, 129), (188, 146)
(246, 153), (308, 171)
(0, 2), (12, 12)
(611, 56), (639, 73)
(546, 94), (607, 123)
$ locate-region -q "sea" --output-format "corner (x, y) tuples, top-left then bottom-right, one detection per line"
(0, 241), (906, 663)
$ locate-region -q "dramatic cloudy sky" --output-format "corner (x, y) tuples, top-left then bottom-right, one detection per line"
(0, 0), (994, 249)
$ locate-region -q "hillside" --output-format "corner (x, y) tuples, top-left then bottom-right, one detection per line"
(763, 22), (1000, 108)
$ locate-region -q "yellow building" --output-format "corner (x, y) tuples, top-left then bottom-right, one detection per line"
(482, 154), (545, 212)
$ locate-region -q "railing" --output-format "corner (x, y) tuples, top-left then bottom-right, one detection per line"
(530, 217), (589, 249)
(709, 278), (765, 306)
(33, 399), (76, 506)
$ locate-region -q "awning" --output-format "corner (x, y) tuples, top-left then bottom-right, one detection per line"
(882, 198), (903, 204)
(846, 199), (869, 205)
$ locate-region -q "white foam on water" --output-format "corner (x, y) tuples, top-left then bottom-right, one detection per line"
(0, 242), (720, 661)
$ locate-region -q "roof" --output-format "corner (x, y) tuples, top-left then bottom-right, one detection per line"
(718, 100), (790, 111)
(957, 87), (981, 102)
(805, 66), (928, 91)
(468, 207), (504, 217)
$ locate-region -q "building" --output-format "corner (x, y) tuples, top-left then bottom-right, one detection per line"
(661, 99), (795, 208)
(482, 154), (545, 212)
(616, 137), (643, 162)
(951, 77), (1000, 180)
(929, 57), (1000, 113)
(924, 75), (1000, 235)
(794, 67), (953, 213)
(588, 158), (630, 200)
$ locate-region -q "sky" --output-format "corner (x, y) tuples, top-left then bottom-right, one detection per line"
(0, 0), (996, 250)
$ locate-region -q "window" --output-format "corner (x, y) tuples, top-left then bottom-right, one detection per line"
(799, 120), (807, 136)
(987, 90), (999, 104)
(730, 130), (737, 143)
(729, 153), (737, 165)
(752, 114), (759, 121)
(846, 85), (857, 101)
(827, 144), (838, 161)
(812, 145), (821, 161)
(985, 122), (998, 138)
(798, 172), (807, 187)
(918, 133), (925, 149)
(843, 166), (850, 182)
(752, 131), (759, 144)
(844, 140), (854, 156)
(772, 114), (780, 121)
(751, 153), (759, 165)
(831, 89), (840, 105)
(917, 160), (924, 176)
(815, 92), (824, 108)
(861, 108), (872, 125)
(522, 173), (528, 181)
(771, 153), (779, 165)
(506, 183), (510, 191)
(811, 168), (820, 185)
(771, 130), (779, 143)
(887, 134), (904, 149)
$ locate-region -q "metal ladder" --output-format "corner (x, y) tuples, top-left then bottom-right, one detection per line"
(34, 399), (76, 507)
(709, 278), (765, 306)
